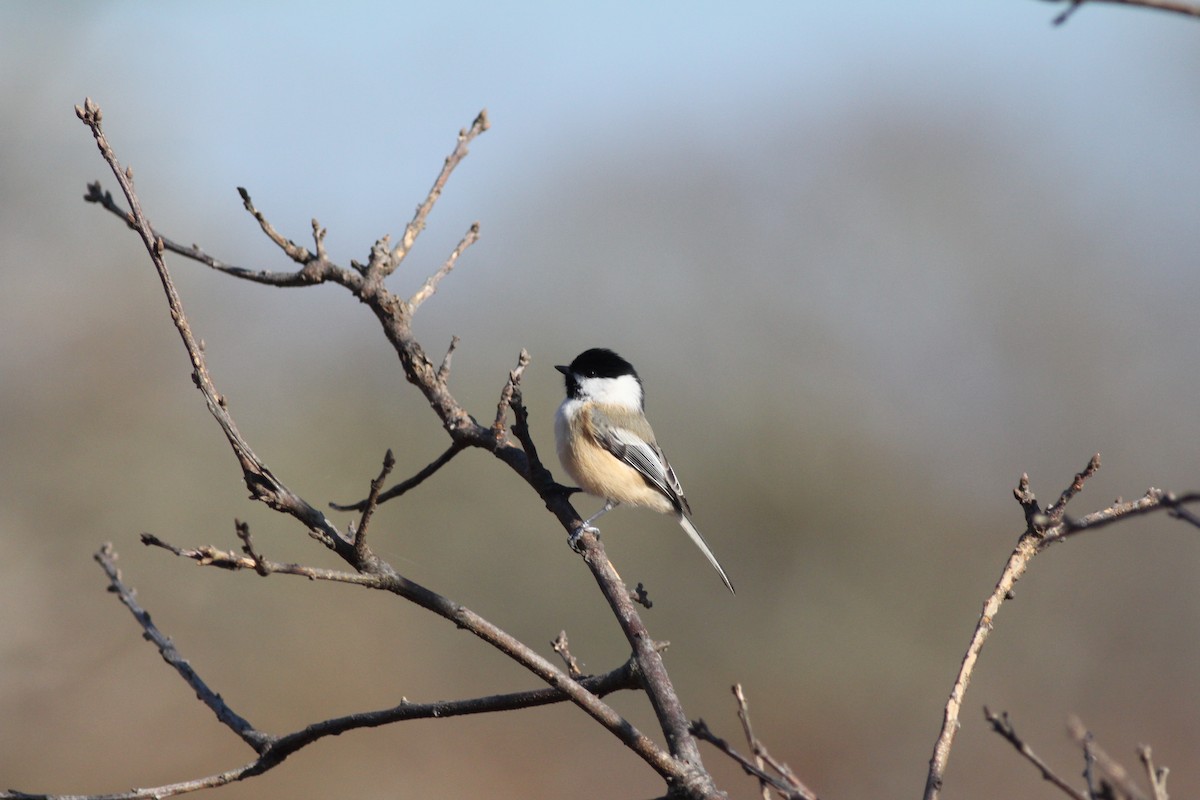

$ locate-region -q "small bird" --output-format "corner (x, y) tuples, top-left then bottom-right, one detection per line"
(554, 348), (734, 593)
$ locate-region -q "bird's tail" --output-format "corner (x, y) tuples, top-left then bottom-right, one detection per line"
(677, 514), (735, 594)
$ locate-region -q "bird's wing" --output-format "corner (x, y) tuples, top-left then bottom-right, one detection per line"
(588, 408), (691, 515)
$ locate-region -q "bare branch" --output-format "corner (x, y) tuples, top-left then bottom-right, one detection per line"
(237, 186), (311, 263)
(83, 181), (354, 288)
(142, 532), (374, 584)
(1039, 0), (1200, 25)
(728, 684), (812, 800)
(13, 544), (642, 800)
(330, 441), (467, 512)
(551, 631), (582, 679)
(1041, 490), (1200, 547)
(1067, 717), (1150, 800)
(734, 685), (771, 800)
(923, 529), (1040, 800)
(1138, 746), (1170, 800)
(984, 708), (1087, 800)
(376, 109), (489, 281)
(690, 720), (817, 800)
(1045, 452), (1101, 524)
(492, 349), (531, 441)
(79, 99), (723, 797)
(408, 221), (481, 310)
(924, 453), (1099, 800)
(437, 335), (461, 384)
(354, 449), (396, 557)
(76, 99), (354, 561)
(234, 520), (269, 576)
(570, 525), (712, 787)
(94, 543), (272, 752)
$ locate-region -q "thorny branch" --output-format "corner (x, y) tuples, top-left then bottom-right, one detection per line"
(57, 97), (720, 800)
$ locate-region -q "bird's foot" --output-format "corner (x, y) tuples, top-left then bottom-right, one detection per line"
(568, 523), (600, 553)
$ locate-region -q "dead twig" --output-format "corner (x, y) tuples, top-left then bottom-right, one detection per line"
(1138, 745), (1170, 800)
(330, 441), (468, 512)
(1068, 717), (1150, 800)
(353, 449), (396, 556)
(1039, 0), (1200, 25)
(690, 720), (817, 800)
(95, 543), (272, 752)
(984, 708), (1087, 800)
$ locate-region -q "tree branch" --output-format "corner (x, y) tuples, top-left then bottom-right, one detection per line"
(72, 98), (696, 786)
(1039, 0), (1200, 25)
(4, 542), (643, 800)
(94, 543), (272, 752)
(330, 441), (468, 512)
(983, 708), (1087, 800)
(1067, 717), (1152, 800)
(376, 110), (489, 281)
(75, 98), (718, 797)
(690, 720), (816, 800)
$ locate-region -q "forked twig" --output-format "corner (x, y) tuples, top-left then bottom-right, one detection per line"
(925, 454), (1200, 800)
(329, 441), (467, 512)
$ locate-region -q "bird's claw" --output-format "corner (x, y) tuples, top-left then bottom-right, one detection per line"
(568, 523), (600, 553)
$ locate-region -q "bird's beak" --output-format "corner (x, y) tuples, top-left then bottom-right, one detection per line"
(555, 365), (569, 375)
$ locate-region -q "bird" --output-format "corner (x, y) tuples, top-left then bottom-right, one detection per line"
(554, 348), (734, 593)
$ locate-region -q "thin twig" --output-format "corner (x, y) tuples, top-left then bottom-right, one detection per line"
(1039, 0), (1200, 25)
(437, 335), (460, 384)
(234, 520), (269, 576)
(1138, 746), (1170, 800)
(1041, 490), (1200, 547)
(83, 181), (352, 288)
(329, 441), (467, 512)
(142, 533), (376, 584)
(1067, 717), (1150, 800)
(408, 222), (480, 310)
(378, 110), (489, 280)
(690, 720), (817, 800)
(94, 544), (272, 752)
(237, 186), (311, 263)
(493, 350), (531, 442)
(733, 685), (770, 800)
(354, 449), (396, 556)
(983, 708), (1087, 800)
(1045, 453), (1101, 525)
(552, 631), (582, 679)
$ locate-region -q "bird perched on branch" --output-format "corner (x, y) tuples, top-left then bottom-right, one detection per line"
(554, 348), (734, 593)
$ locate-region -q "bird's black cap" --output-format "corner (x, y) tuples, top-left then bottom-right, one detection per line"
(556, 348), (638, 379)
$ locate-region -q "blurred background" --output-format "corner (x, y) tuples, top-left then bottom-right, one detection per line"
(2, 2), (1199, 798)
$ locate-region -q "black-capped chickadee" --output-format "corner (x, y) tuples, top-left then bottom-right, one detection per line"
(554, 348), (734, 593)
